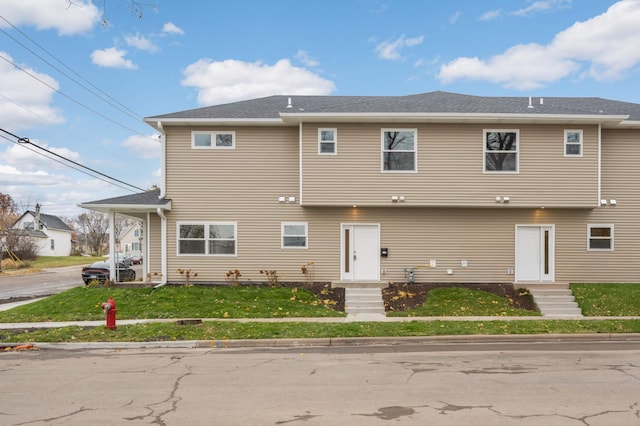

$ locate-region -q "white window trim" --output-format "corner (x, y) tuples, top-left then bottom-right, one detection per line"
(564, 129), (583, 158)
(176, 222), (237, 256)
(318, 128), (337, 155)
(191, 131), (236, 149)
(587, 224), (614, 251)
(381, 128), (418, 173)
(483, 129), (519, 174)
(281, 222), (308, 249)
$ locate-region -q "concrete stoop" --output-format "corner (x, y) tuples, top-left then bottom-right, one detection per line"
(344, 287), (386, 317)
(525, 284), (583, 317)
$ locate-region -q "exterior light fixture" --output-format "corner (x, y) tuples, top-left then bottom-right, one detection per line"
(391, 195), (399, 202)
(495, 196), (502, 203)
(600, 199), (608, 206)
(288, 196), (296, 203)
(610, 199), (617, 206)
(503, 196), (510, 203)
(278, 196), (286, 203)
(399, 196), (405, 202)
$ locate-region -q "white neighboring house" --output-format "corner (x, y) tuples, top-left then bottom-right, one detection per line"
(119, 222), (143, 256)
(11, 205), (73, 256)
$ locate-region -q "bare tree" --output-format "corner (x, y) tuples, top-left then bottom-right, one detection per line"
(77, 211), (109, 256)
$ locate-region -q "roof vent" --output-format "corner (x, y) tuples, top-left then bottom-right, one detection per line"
(286, 97), (292, 109)
(528, 96), (534, 109)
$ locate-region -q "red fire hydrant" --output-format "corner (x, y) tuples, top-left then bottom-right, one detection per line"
(101, 296), (117, 330)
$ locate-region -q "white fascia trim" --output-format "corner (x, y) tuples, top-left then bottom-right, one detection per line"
(77, 202), (171, 212)
(143, 118), (284, 127)
(280, 112), (629, 124)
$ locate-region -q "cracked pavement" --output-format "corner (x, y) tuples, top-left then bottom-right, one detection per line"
(1, 340), (640, 425)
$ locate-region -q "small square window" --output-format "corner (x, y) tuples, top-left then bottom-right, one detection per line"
(588, 224), (613, 251)
(318, 128), (337, 154)
(192, 131), (235, 149)
(282, 222), (308, 248)
(565, 130), (583, 157)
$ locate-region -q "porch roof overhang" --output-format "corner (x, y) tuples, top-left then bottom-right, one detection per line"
(78, 190), (171, 219)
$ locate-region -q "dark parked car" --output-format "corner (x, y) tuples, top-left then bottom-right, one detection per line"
(82, 261), (136, 284)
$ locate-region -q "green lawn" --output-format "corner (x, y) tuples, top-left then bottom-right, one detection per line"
(29, 256), (105, 268)
(0, 286), (345, 323)
(388, 287), (540, 317)
(571, 283), (640, 316)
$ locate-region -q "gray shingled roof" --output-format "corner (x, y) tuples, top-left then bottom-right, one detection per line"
(145, 91), (640, 122)
(82, 189), (169, 206)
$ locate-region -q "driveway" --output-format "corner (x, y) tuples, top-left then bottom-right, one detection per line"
(0, 264), (143, 302)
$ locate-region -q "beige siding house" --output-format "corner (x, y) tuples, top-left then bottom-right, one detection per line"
(81, 92), (640, 285)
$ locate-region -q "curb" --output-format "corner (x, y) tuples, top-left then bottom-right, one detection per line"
(5, 333), (640, 352)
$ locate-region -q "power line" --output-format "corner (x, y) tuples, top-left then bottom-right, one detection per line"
(0, 128), (146, 192)
(0, 52), (158, 143)
(0, 16), (143, 123)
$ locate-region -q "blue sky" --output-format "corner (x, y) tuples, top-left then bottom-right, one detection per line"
(1, 0), (639, 218)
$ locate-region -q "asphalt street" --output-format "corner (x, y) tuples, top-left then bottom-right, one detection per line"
(1, 340), (639, 425)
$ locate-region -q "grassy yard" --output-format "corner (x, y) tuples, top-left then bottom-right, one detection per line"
(2, 283), (640, 343)
(1, 255), (104, 274)
(571, 283), (640, 316)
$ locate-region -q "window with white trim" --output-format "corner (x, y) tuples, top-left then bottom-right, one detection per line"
(191, 131), (235, 149)
(382, 129), (417, 172)
(484, 130), (518, 173)
(318, 128), (337, 154)
(282, 222), (308, 248)
(177, 222), (237, 255)
(587, 224), (613, 251)
(565, 130), (583, 157)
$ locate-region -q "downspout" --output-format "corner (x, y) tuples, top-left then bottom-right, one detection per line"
(153, 207), (168, 289)
(157, 121), (167, 198)
(299, 122), (303, 204)
(597, 124), (602, 205)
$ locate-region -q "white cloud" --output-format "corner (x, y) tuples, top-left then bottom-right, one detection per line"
(295, 50), (320, 67)
(449, 11), (461, 24)
(0, 51), (64, 130)
(375, 36), (424, 60)
(125, 33), (159, 53)
(122, 134), (161, 159)
(91, 48), (137, 69)
(511, 0), (571, 17)
(0, 0), (100, 35)
(3, 141), (81, 171)
(439, 0), (640, 89)
(479, 9), (501, 21)
(162, 22), (184, 35)
(181, 58), (336, 106)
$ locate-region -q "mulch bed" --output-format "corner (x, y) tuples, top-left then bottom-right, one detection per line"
(299, 282), (537, 314)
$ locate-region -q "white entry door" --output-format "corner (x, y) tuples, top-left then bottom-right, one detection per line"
(341, 224), (380, 281)
(516, 225), (555, 282)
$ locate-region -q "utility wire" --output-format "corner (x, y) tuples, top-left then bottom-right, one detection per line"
(0, 53), (158, 142)
(0, 128), (146, 192)
(0, 16), (142, 123)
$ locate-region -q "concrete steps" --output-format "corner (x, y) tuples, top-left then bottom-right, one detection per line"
(344, 287), (386, 316)
(526, 284), (583, 317)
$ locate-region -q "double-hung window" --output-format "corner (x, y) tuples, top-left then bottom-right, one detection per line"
(192, 131), (235, 149)
(318, 128), (337, 154)
(484, 130), (518, 173)
(382, 129), (417, 172)
(282, 222), (308, 248)
(587, 224), (613, 251)
(565, 130), (583, 157)
(178, 222), (237, 256)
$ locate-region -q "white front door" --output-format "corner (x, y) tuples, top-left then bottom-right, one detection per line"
(341, 224), (380, 281)
(516, 225), (555, 282)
